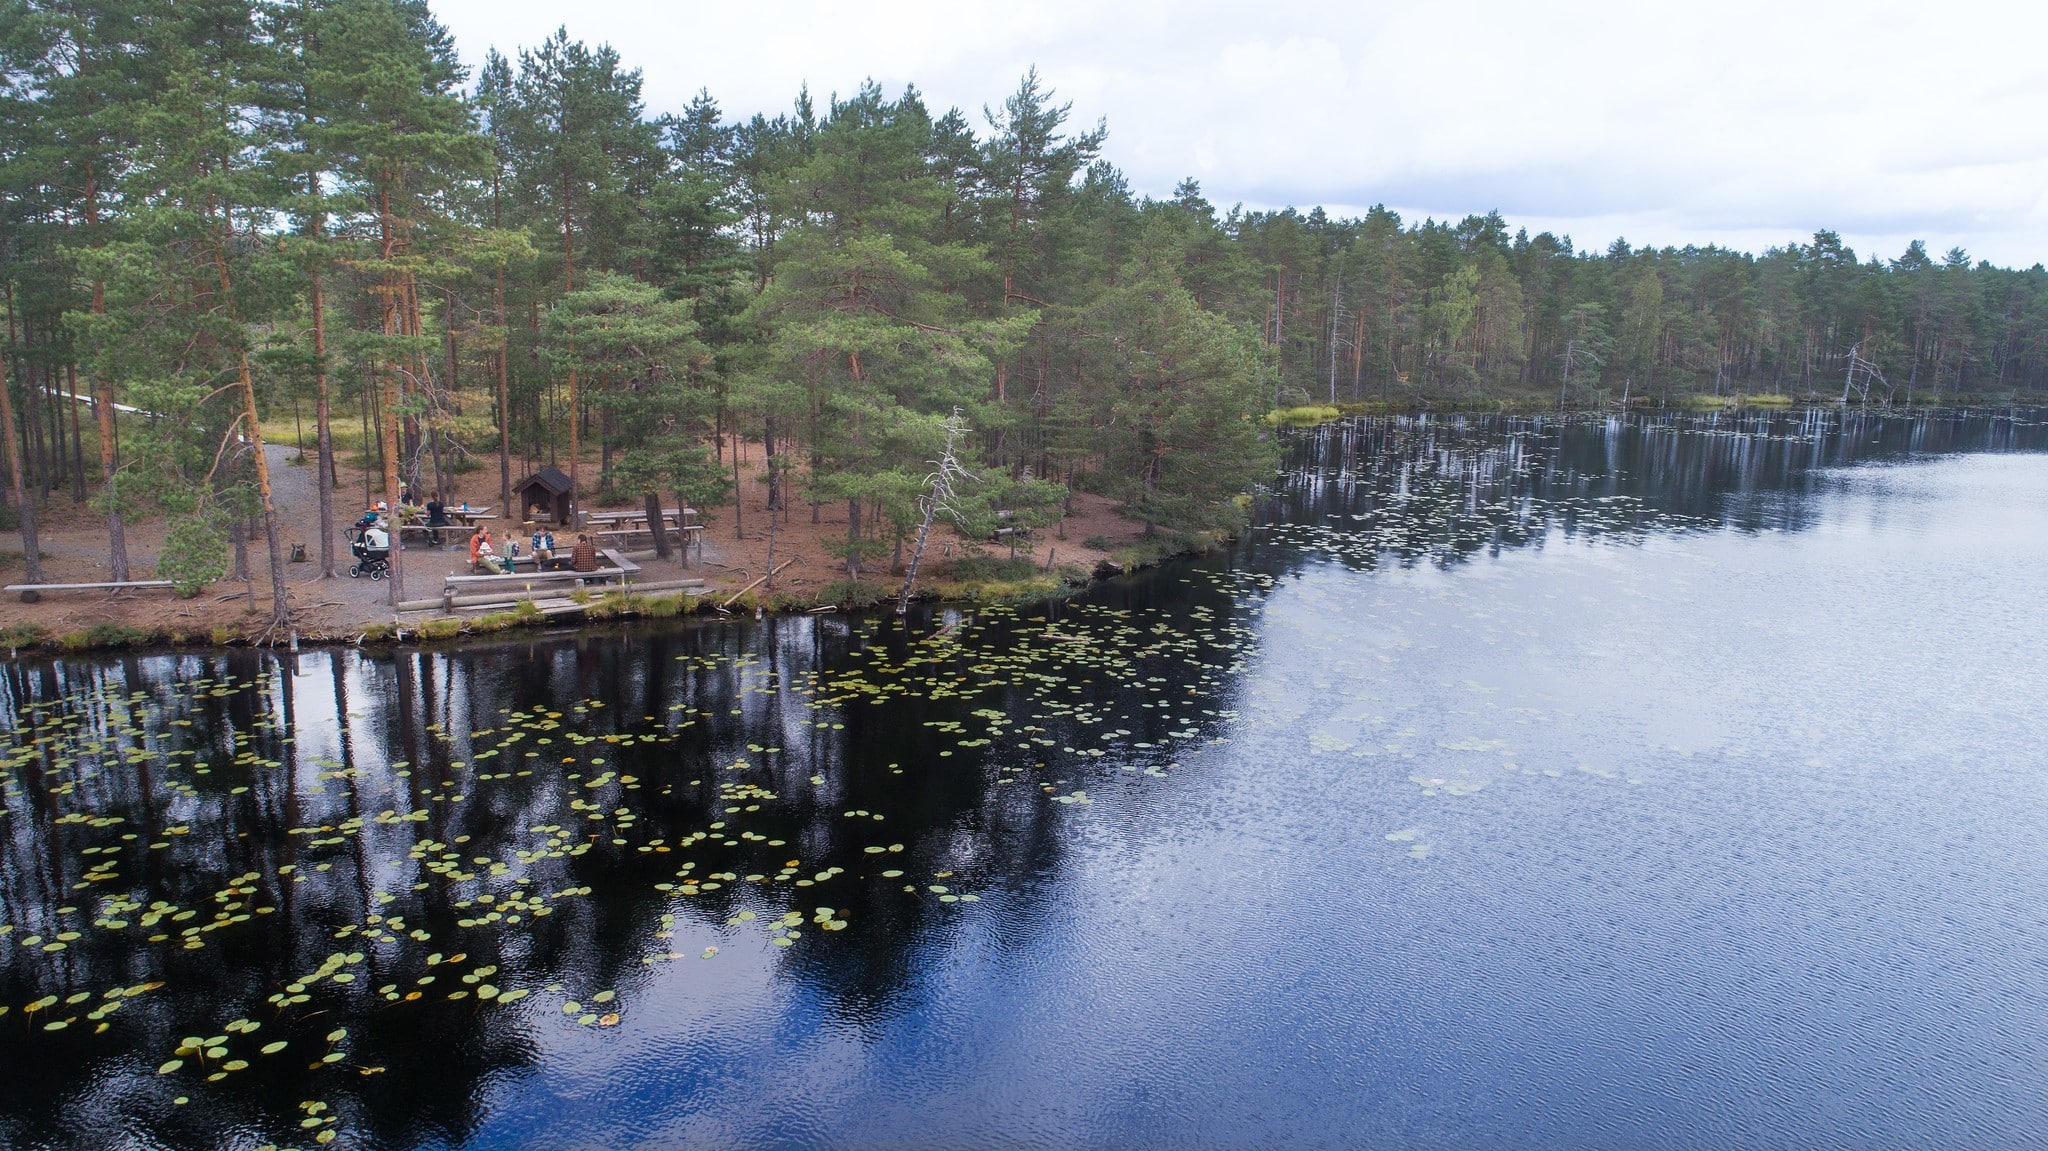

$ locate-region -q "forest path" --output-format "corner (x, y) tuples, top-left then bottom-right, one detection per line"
(268, 444), (478, 631)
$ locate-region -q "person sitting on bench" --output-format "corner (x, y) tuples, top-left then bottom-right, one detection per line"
(570, 532), (598, 574)
(425, 492), (449, 546)
(469, 526), (509, 574)
(532, 526), (558, 569)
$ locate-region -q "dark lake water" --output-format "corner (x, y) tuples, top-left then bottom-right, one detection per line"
(5, 408), (2048, 1150)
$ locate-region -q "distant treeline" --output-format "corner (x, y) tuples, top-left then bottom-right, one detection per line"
(0, 0), (2040, 623)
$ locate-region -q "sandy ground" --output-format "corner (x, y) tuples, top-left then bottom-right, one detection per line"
(0, 439), (1152, 642)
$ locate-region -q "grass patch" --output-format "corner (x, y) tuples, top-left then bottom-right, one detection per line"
(1110, 532), (1201, 571)
(1, 622), (49, 648)
(1264, 404), (1344, 427)
(934, 554), (1041, 583)
(60, 622), (153, 652)
(818, 579), (889, 609)
(1676, 394), (1740, 411)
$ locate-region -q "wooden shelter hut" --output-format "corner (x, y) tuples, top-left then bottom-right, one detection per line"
(514, 467), (574, 525)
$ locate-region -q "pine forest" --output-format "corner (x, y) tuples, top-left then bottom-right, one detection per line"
(4, 0), (2046, 630)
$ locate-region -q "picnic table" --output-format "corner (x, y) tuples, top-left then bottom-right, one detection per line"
(584, 507), (702, 552)
(583, 506), (693, 525)
(445, 505), (495, 527)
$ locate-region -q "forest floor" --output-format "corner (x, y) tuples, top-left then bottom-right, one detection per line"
(0, 441), (1159, 649)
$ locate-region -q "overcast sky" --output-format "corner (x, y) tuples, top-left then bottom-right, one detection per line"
(430, 0), (2048, 267)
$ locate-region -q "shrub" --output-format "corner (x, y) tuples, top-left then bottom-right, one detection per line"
(62, 622), (150, 651)
(1263, 404), (1342, 427)
(937, 554), (1039, 583)
(160, 513), (231, 597)
(0, 622), (48, 648)
(818, 579), (888, 609)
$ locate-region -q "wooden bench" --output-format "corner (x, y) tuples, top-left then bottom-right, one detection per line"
(440, 565), (628, 612)
(443, 569), (623, 591)
(8, 580), (176, 603)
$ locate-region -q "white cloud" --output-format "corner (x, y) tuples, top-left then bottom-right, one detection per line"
(429, 0), (2048, 266)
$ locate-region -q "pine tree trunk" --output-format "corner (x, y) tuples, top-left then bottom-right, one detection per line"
(378, 188), (405, 606)
(38, 348), (59, 496)
(66, 363), (85, 503)
(312, 262), (336, 577)
(599, 376), (612, 486)
(86, 165), (124, 581)
(763, 415), (779, 511)
(381, 364), (404, 607)
(210, 230), (290, 630)
(846, 496), (861, 581)
(92, 368), (126, 580)
(239, 349), (291, 630)
(562, 186), (578, 522)
(731, 433), (743, 539)
(645, 490), (671, 559)
(497, 266), (511, 514)
(0, 343), (41, 584)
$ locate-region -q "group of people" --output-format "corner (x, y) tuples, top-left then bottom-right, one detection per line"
(351, 494), (598, 576)
(353, 491), (460, 547)
(468, 524), (597, 575)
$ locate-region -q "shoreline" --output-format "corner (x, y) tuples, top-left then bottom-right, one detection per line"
(0, 532), (1215, 657)
(0, 434), (1188, 656)
(7, 399), (2036, 659)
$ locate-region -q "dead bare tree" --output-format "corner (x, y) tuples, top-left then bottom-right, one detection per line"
(896, 408), (975, 616)
(1840, 341), (1893, 407)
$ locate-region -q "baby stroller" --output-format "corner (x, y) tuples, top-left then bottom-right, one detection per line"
(347, 526), (389, 580)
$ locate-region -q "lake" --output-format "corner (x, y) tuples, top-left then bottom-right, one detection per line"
(4, 408), (2047, 1150)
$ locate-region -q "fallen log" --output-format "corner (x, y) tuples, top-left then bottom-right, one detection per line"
(720, 559), (796, 608)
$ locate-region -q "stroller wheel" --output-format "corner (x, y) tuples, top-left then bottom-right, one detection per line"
(371, 568), (384, 581)
(349, 564), (361, 578)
